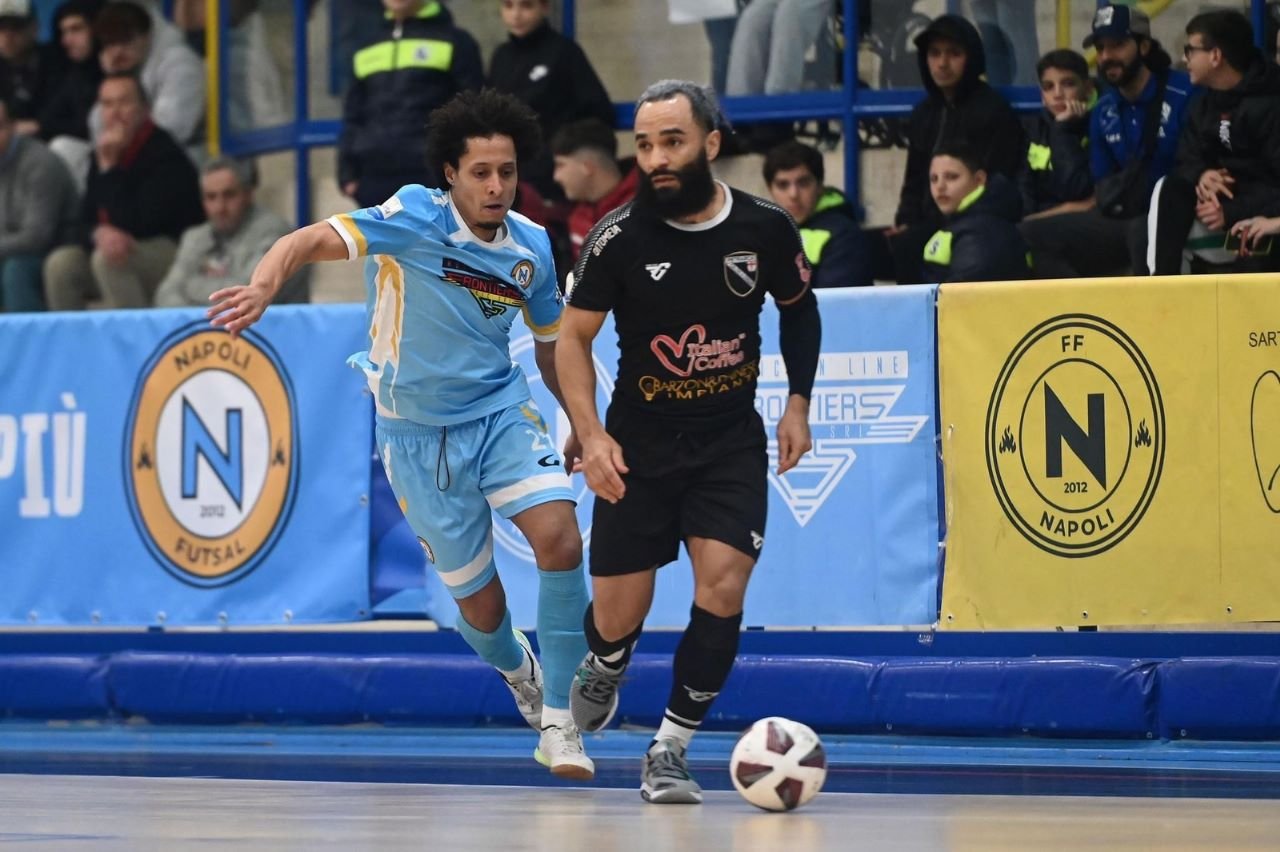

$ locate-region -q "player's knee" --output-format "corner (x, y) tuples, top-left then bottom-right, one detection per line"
(694, 573), (750, 617)
(530, 523), (582, 570)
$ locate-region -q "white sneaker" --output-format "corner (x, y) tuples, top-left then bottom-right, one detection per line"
(534, 722), (595, 781)
(499, 630), (543, 731)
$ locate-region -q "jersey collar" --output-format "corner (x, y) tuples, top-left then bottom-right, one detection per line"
(662, 181), (733, 232)
(446, 192), (512, 249)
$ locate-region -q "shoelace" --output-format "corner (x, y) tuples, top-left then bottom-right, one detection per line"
(647, 745), (691, 780)
(545, 725), (585, 755)
(576, 661), (623, 703)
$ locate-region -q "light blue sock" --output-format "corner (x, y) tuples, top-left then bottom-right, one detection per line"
(455, 606), (526, 674)
(537, 565), (590, 710)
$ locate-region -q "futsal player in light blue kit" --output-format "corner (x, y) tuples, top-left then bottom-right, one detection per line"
(207, 90), (594, 778)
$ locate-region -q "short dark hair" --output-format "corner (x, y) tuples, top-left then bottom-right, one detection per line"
(549, 118), (617, 159)
(1187, 9), (1256, 72)
(1035, 49), (1089, 83)
(425, 88), (542, 175)
(101, 70), (148, 106)
(762, 140), (824, 186)
(931, 140), (983, 174)
(634, 79), (723, 135)
(94, 1), (151, 46)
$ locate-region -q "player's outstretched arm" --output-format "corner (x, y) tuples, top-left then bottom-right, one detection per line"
(556, 305), (629, 503)
(207, 221), (349, 337)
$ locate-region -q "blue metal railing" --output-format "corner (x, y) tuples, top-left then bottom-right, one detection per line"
(218, 0), (1271, 227)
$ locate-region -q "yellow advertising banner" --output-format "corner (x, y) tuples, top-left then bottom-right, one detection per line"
(939, 276), (1221, 628)
(1219, 276), (1280, 621)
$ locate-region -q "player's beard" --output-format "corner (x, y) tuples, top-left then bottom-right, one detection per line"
(635, 151), (717, 219)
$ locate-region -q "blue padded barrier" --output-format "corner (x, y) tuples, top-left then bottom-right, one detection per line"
(0, 655), (110, 719)
(4, 651), (1278, 740)
(871, 658), (1159, 738)
(109, 652), (529, 725)
(1158, 658), (1280, 740)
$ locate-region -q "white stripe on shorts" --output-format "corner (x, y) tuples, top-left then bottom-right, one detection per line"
(437, 532), (494, 590)
(485, 472), (571, 512)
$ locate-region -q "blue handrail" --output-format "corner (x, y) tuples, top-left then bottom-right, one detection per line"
(219, 0), (1271, 227)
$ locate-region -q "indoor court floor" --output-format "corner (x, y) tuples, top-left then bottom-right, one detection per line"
(4, 727), (1280, 850)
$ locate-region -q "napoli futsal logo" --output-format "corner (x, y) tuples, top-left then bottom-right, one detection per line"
(125, 321), (298, 586)
(986, 314), (1164, 558)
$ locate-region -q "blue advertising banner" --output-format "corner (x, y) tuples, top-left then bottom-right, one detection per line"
(417, 287), (942, 628)
(0, 305), (372, 625)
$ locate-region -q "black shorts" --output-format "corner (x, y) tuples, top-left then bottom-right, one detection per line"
(588, 408), (768, 577)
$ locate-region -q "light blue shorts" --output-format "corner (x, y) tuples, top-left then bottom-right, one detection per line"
(376, 401), (575, 600)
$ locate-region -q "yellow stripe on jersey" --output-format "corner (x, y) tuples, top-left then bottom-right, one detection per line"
(334, 213), (368, 258)
(370, 255), (406, 411)
(522, 306), (560, 340)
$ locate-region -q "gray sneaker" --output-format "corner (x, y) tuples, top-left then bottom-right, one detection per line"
(499, 630), (543, 731)
(569, 653), (624, 732)
(640, 737), (702, 804)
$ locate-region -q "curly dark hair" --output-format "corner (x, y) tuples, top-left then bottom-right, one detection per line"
(425, 89), (542, 177)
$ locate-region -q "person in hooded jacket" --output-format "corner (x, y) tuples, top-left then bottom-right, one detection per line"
(764, 139), (871, 287)
(888, 14), (1025, 285)
(1019, 48), (1096, 220)
(487, 0), (613, 203)
(338, 0), (484, 208)
(36, 0), (103, 144)
(1148, 10), (1280, 275)
(922, 141), (1029, 284)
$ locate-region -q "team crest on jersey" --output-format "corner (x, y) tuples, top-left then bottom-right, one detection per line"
(512, 260), (535, 290)
(124, 322), (298, 587)
(724, 251), (758, 297)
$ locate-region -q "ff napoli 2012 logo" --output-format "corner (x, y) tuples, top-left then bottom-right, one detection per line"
(986, 314), (1165, 557)
(125, 322), (298, 586)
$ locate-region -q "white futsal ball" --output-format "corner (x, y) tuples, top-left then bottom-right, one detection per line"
(729, 716), (827, 811)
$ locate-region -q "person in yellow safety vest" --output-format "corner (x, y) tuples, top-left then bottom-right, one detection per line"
(922, 141), (1030, 283)
(338, 0), (484, 209)
(763, 140), (871, 287)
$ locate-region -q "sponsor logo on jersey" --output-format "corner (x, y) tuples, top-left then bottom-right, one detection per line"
(125, 322), (298, 586)
(986, 314), (1164, 557)
(650, 324), (747, 378)
(723, 251), (758, 297)
(645, 262), (671, 281)
(442, 257), (526, 319)
(756, 350), (930, 526)
(371, 195), (404, 221)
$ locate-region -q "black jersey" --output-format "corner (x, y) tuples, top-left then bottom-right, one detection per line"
(569, 185), (811, 428)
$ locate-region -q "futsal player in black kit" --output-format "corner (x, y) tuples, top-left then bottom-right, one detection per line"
(556, 79), (822, 804)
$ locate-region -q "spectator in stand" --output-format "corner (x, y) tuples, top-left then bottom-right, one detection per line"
(1147, 10), (1280, 276)
(91, 1), (205, 158)
(888, 15), (1025, 285)
(487, 0), (613, 202)
(43, 73), (203, 309)
(763, 140), (871, 288)
(0, 0), (65, 133)
(1019, 49), (1096, 222)
(37, 0), (103, 148)
(921, 142), (1028, 284)
(0, 94), (78, 311)
(154, 157), (306, 307)
(550, 118), (637, 268)
(339, 0), (483, 208)
(1021, 5), (1193, 278)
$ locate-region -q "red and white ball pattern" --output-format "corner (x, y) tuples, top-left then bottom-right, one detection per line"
(729, 716), (827, 811)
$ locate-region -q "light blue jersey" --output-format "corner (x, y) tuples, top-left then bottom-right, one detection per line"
(327, 185), (563, 425)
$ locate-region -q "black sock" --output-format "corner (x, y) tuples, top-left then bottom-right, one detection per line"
(583, 601), (643, 671)
(663, 604), (742, 733)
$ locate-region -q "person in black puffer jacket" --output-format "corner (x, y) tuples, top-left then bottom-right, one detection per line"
(487, 0), (612, 202)
(338, 0), (483, 208)
(922, 142), (1029, 284)
(889, 14), (1025, 285)
(1148, 10), (1280, 275)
